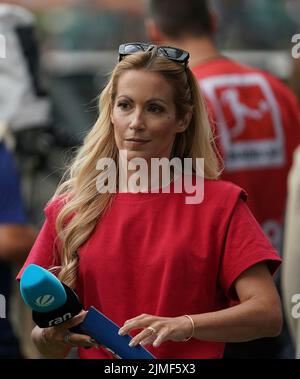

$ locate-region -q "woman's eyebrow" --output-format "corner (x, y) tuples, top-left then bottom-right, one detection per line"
(116, 95), (132, 101)
(116, 95), (168, 105)
(146, 98), (168, 105)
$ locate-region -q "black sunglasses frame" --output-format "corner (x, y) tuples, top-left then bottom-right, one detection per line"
(118, 42), (190, 66)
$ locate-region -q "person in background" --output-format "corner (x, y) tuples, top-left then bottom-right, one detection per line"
(282, 145), (300, 359)
(0, 122), (36, 358)
(145, 0), (300, 358)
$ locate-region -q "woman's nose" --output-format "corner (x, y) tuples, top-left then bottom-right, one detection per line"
(129, 110), (145, 130)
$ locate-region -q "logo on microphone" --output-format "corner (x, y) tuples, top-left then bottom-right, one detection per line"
(35, 295), (55, 308)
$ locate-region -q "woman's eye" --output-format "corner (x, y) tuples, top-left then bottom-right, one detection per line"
(117, 102), (130, 110)
(148, 104), (164, 113)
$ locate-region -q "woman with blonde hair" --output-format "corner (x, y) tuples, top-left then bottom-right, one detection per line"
(18, 43), (282, 359)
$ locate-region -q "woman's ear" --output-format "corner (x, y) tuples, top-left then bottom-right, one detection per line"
(177, 109), (193, 133)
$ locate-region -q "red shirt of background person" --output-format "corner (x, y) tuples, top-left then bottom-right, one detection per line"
(146, 0), (300, 253)
(18, 45), (282, 359)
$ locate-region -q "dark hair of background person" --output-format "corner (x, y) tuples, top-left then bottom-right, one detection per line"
(147, 0), (213, 38)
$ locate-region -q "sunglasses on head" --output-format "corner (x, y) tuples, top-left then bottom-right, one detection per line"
(118, 42), (190, 66)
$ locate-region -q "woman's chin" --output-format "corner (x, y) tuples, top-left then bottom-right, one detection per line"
(121, 150), (150, 162)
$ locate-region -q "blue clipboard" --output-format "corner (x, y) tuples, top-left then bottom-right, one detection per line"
(78, 306), (156, 359)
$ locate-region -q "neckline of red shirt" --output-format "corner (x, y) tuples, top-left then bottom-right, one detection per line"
(191, 54), (229, 69)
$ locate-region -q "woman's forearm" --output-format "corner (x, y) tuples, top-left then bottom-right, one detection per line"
(192, 298), (282, 343)
(120, 263), (282, 348)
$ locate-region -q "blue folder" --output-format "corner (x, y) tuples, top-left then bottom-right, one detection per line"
(79, 306), (156, 359)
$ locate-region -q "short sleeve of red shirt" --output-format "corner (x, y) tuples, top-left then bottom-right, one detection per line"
(16, 198), (63, 281)
(219, 196), (282, 300)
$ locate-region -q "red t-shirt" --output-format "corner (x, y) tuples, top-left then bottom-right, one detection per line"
(193, 57), (300, 251)
(17, 179), (281, 359)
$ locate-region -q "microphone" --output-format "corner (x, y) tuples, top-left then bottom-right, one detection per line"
(20, 264), (155, 359)
(20, 264), (83, 328)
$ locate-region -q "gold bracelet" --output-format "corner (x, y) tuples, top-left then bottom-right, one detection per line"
(182, 315), (195, 342)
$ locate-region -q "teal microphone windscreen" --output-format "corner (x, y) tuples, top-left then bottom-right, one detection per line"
(20, 264), (67, 313)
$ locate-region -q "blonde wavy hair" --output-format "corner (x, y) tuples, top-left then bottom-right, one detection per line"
(53, 49), (222, 288)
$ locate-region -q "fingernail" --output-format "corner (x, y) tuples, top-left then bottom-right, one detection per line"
(129, 340), (135, 347)
(118, 329), (124, 336)
(88, 340), (100, 349)
(88, 338), (98, 345)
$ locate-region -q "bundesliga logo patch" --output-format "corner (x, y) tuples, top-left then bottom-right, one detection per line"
(201, 73), (286, 171)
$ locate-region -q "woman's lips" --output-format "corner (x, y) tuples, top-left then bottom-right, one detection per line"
(125, 138), (151, 147)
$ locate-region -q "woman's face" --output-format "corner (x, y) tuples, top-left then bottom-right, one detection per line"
(111, 69), (191, 162)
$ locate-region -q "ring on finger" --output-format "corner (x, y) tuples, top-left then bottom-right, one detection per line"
(146, 326), (157, 335)
(64, 332), (76, 347)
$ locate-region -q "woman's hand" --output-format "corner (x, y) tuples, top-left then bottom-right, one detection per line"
(32, 310), (100, 358)
(118, 314), (193, 348)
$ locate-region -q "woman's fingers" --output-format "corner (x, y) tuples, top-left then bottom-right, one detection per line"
(138, 334), (156, 346)
(119, 315), (155, 336)
(43, 326), (98, 349)
(128, 326), (160, 347)
(119, 314), (191, 348)
(42, 310), (101, 349)
(63, 331), (99, 348)
(118, 323), (137, 336)
(152, 328), (169, 347)
(61, 310), (88, 330)
(123, 313), (149, 325)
